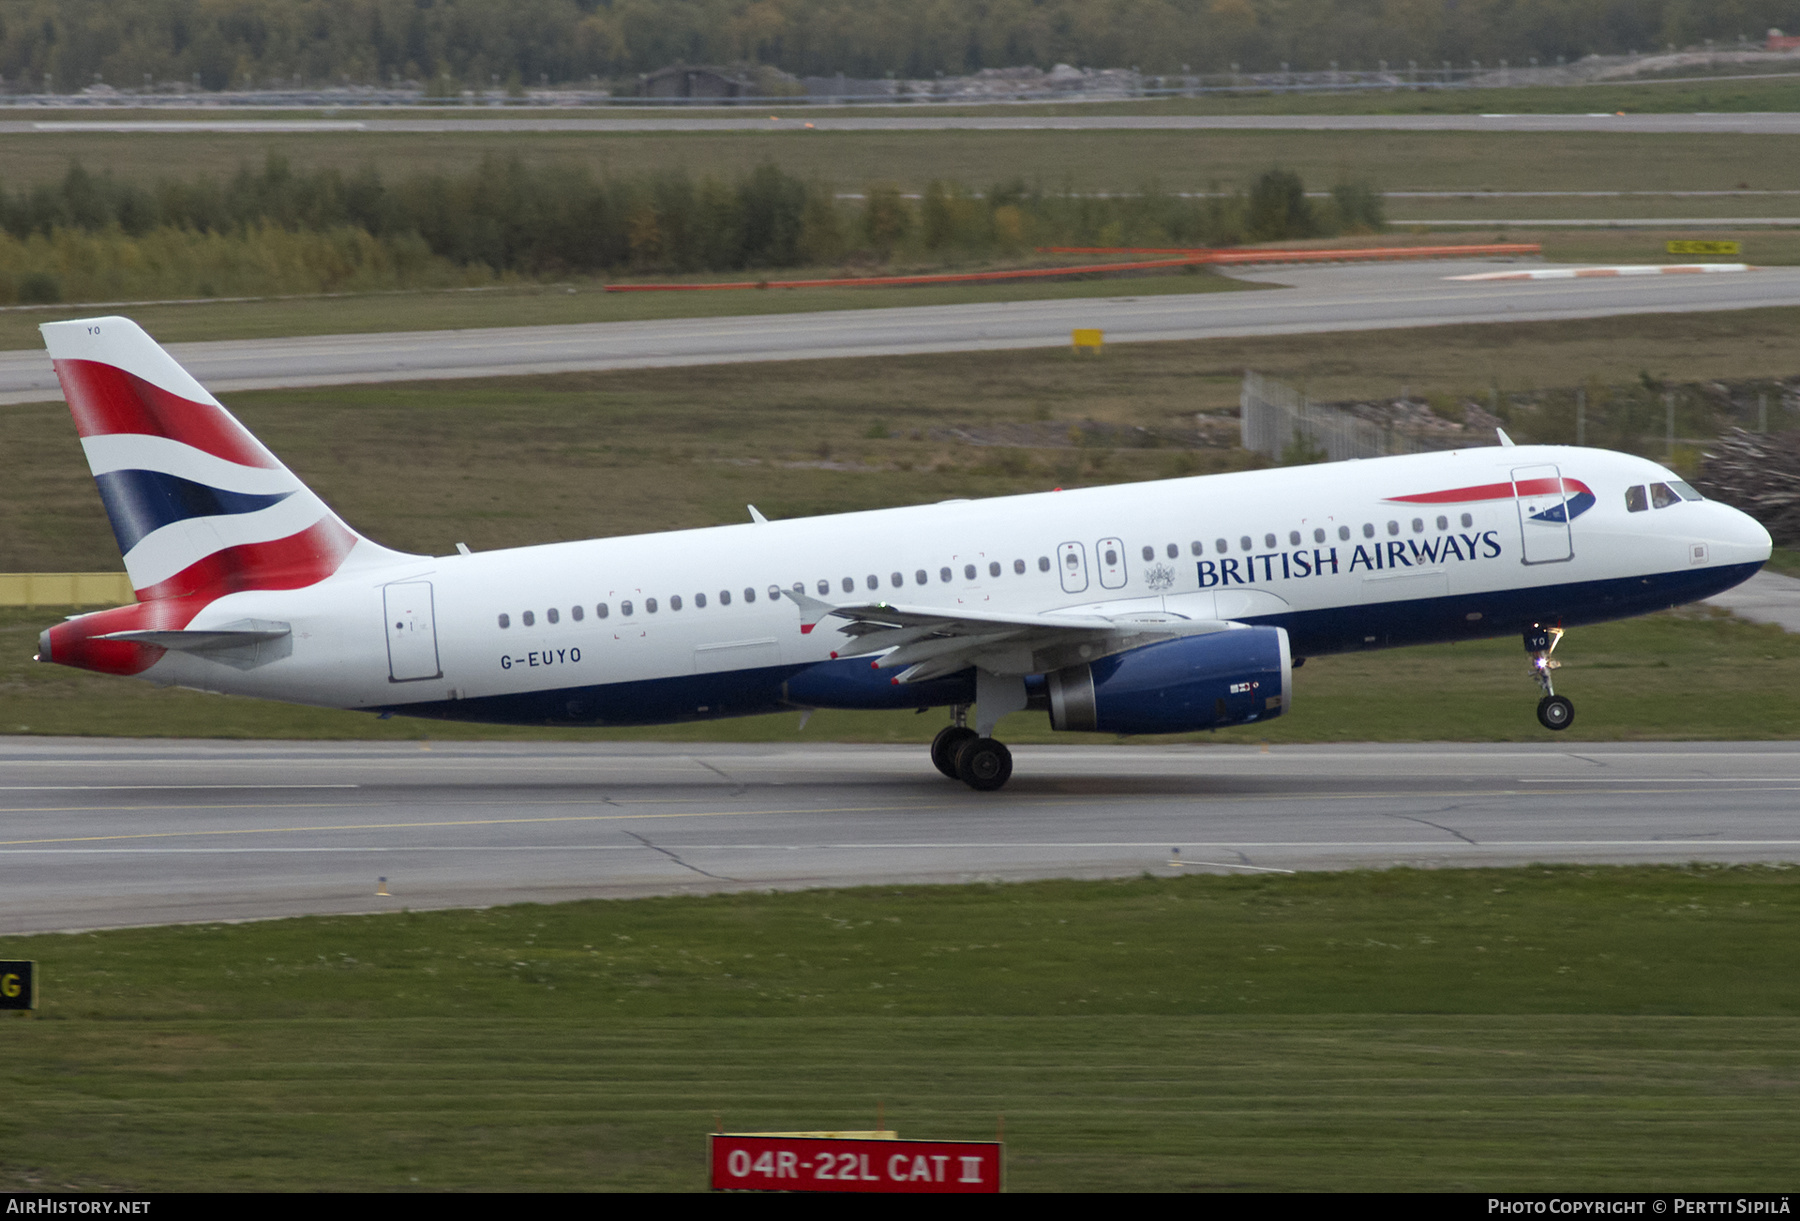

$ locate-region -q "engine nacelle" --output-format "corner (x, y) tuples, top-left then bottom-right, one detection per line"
(1045, 626), (1291, 735)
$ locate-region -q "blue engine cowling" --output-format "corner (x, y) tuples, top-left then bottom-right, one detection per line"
(1045, 626), (1291, 734)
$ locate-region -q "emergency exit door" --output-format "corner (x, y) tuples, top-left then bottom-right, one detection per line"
(384, 581), (442, 681)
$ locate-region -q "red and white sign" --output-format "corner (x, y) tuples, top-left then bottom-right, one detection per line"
(709, 1135), (1003, 1193)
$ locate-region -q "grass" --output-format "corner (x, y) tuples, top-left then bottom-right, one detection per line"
(5, 129), (1800, 197)
(1, 866), (1797, 1190)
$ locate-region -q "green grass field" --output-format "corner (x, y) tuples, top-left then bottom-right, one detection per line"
(2, 866), (1796, 1191)
(6, 128), (1800, 197)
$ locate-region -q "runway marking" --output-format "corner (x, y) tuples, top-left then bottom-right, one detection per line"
(0, 803), (964, 846)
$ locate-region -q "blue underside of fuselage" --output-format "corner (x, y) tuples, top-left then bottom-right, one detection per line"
(380, 561), (1763, 728)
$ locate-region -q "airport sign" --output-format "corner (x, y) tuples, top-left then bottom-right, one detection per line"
(0, 961), (37, 1010)
(1667, 240), (1742, 255)
(709, 1134), (1002, 1193)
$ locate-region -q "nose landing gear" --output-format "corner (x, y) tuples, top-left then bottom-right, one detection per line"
(929, 704), (1014, 791)
(1525, 624), (1575, 731)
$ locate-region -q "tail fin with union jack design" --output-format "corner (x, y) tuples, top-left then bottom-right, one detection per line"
(42, 316), (408, 603)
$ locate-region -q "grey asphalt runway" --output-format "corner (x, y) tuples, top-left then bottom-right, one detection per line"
(22, 113), (1800, 134)
(7, 260), (1800, 403)
(2, 739), (1796, 933)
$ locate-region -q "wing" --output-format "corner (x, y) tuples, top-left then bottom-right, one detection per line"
(782, 589), (1232, 682)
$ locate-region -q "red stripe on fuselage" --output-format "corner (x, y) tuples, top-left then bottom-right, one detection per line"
(1389, 477), (1591, 504)
(133, 517), (357, 601)
(53, 359), (278, 469)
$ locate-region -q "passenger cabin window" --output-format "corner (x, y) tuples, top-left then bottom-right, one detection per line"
(646, 598), (658, 613)
(1650, 482), (1681, 509)
(1387, 521), (1400, 536)
(1141, 546), (1154, 562)
(547, 608), (559, 624)
(867, 574), (880, 590)
(1191, 541), (1204, 556)
(620, 601), (632, 616)
(1215, 539), (1228, 554)
(720, 590), (732, 605)
(695, 593), (706, 608)
(1263, 533), (1276, 549)
(571, 605), (584, 622)
(1102, 550), (1117, 567)
(1339, 526), (1350, 541)
(1038, 556), (1051, 572)
(1411, 519), (1424, 533)
(1013, 559), (1026, 574)
(892, 572), (904, 587)
(1436, 516), (1448, 530)
(817, 580), (830, 595)
(964, 564), (977, 580)
(744, 588), (756, 603)
(1239, 536), (1252, 551)
(596, 603), (609, 619)
(989, 561), (1001, 577)
(1362, 524), (1375, 539)
(1314, 528), (1326, 543)
(1460, 513), (1473, 528)
(1166, 543), (1179, 559)
(497, 613), (510, 629)
(670, 595), (682, 611)
(916, 569), (929, 585)
(1289, 531), (1301, 546)
(940, 567), (953, 583)
(522, 610), (535, 627)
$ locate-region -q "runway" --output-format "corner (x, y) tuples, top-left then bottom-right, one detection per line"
(2, 738), (1797, 933)
(22, 113), (1800, 134)
(7, 260), (1800, 403)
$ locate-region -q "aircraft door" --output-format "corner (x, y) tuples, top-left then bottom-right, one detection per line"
(1096, 537), (1127, 589)
(1513, 464), (1574, 565)
(1057, 542), (1089, 594)
(384, 581), (443, 681)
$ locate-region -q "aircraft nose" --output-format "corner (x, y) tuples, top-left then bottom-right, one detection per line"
(1713, 501), (1772, 565)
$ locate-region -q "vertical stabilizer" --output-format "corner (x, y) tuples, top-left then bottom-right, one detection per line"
(41, 316), (410, 603)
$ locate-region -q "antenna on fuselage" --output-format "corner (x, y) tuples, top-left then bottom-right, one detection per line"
(1496, 428), (1516, 447)
(748, 505), (769, 524)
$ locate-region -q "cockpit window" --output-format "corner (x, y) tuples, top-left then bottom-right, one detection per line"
(1669, 480), (1705, 501)
(1650, 482), (1681, 509)
(1625, 485), (1648, 513)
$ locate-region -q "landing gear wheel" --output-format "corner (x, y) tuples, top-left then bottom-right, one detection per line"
(954, 737), (1013, 791)
(931, 726), (977, 779)
(1537, 695), (1575, 731)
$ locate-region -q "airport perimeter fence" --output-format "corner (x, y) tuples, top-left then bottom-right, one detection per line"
(1240, 372), (1442, 464)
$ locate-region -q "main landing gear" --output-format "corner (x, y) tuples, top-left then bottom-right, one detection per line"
(1525, 624), (1575, 731)
(930, 705), (1014, 792)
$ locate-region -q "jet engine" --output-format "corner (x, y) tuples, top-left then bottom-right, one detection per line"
(1045, 626), (1291, 735)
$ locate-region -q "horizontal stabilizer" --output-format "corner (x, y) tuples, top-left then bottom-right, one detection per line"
(98, 619), (292, 670)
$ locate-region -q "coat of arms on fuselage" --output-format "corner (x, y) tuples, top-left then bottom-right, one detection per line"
(1144, 562), (1175, 592)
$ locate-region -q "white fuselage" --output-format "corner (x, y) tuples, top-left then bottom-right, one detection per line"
(130, 444), (1770, 729)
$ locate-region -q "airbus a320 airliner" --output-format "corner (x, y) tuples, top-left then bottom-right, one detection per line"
(34, 317), (1772, 789)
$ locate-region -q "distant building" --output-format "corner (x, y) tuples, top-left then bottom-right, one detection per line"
(1769, 29), (1800, 51)
(641, 65), (758, 100)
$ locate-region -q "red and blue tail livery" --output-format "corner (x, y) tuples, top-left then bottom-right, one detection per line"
(34, 315), (1771, 787)
(39, 318), (406, 675)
